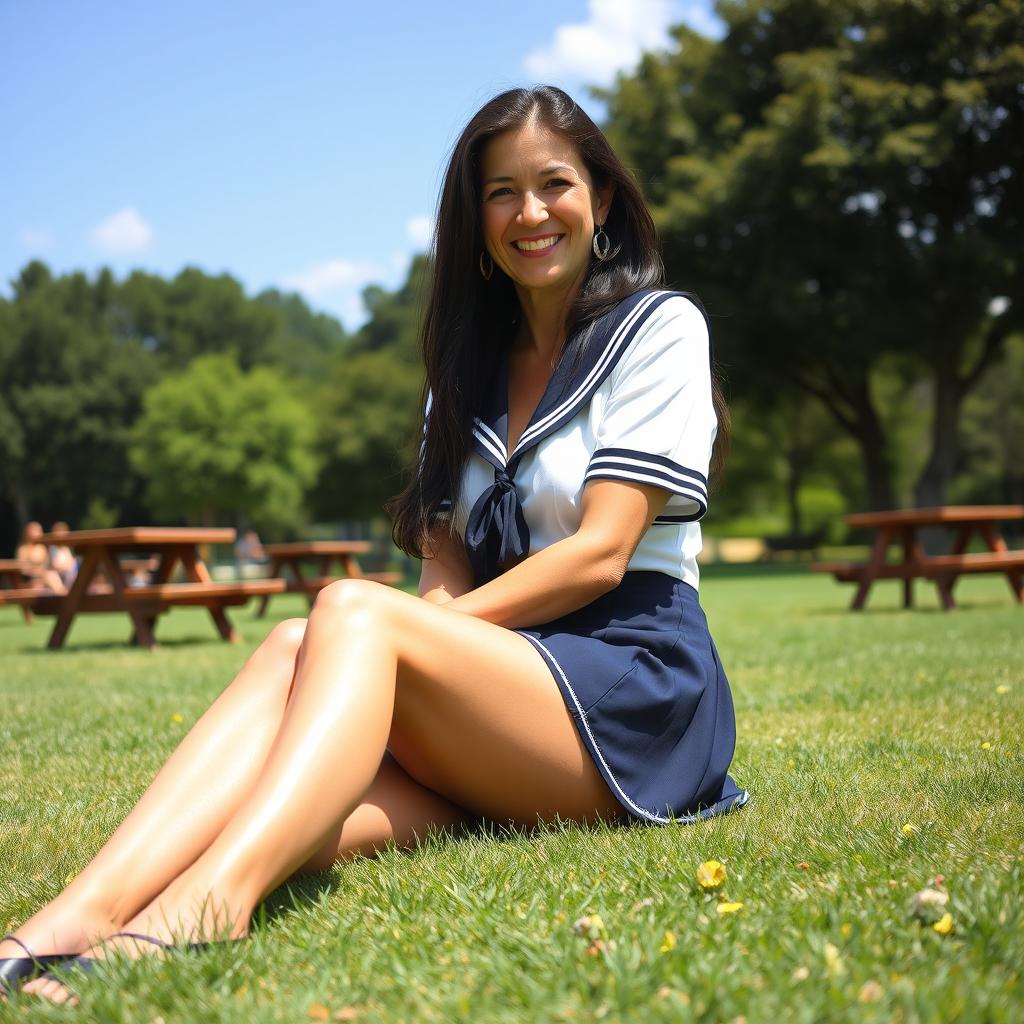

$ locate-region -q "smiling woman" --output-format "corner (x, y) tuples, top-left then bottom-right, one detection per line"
(2, 85), (747, 1007)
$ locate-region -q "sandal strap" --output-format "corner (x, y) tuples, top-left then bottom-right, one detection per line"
(106, 931), (171, 950)
(0, 934), (36, 960)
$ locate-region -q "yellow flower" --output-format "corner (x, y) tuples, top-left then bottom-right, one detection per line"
(980, 742), (992, 750)
(901, 823), (917, 836)
(824, 942), (845, 976)
(171, 713), (184, 724)
(932, 913), (954, 935)
(716, 901), (743, 915)
(787, 758), (796, 769)
(697, 860), (727, 888)
(995, 685), (1009, 695)
(840, 923), (852, 938)
(660, 931), (676, 953)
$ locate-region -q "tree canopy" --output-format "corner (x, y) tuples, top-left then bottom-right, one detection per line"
(601, 0), (1023, 509)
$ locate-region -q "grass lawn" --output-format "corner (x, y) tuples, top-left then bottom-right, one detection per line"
(1, 571), (1021, 1022)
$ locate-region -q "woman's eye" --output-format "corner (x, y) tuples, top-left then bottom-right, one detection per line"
(486, 187), (513, 200)
(546, 178), (571, 189)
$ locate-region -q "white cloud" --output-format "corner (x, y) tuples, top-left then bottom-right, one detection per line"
(279, 258), (386, 328)
(91, 207), (154, 254)
(280, 258), (380, 299)
(679, 1), (726, 39)
(406, 214), (433, 249)
(19, 226), (54, 251)
(523, 0), (675, 85)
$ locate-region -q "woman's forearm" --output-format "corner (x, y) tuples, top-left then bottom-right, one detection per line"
(443, 533), (622, 628)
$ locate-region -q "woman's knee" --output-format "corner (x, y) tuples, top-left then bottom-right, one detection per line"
(312, 578), (394, 625)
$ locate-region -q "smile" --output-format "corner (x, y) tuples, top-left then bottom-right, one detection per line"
(512, 234), (563, 253)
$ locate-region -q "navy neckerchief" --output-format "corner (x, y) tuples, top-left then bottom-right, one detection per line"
(464, 289), (696, 587)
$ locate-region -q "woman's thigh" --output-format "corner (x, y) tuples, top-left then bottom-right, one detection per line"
(316, 580), (626, 828)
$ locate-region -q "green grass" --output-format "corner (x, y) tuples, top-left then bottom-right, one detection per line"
(1, 573), (1021, 1023)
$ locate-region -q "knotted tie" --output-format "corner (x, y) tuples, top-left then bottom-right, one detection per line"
(464, 466), (530, 587)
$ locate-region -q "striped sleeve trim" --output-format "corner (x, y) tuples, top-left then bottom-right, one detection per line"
(585, 448), (708, 518)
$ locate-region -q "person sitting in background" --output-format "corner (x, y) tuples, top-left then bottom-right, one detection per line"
(47, 521), (78, 590)
(234, 528), (266, 575)
(15, 521), (66, 594)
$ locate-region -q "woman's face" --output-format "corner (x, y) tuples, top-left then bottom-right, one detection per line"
(479, 120), (612, 301)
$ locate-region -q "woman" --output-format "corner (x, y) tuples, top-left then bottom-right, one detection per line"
(2, 86), (749, 1004)
(14, 521), (66, 595)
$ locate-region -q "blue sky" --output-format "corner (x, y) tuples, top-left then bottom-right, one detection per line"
(2, 1), (721, 328)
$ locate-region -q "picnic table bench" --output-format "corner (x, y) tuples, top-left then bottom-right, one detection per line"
(24, 527), (286, 649)
(256, 541), (403, 616)
(811, 505), (1024, 610)
(0, 559), (42, 623)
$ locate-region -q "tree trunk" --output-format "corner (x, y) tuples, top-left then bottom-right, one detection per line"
(913, 374), (962, 510)
(784, 448), (802, 536)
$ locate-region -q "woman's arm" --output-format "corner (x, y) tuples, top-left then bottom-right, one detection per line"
(443, 479), (667, 628)
(417, 524), (475, 605)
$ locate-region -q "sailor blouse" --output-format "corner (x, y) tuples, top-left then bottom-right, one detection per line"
(442, 290), (716, 590)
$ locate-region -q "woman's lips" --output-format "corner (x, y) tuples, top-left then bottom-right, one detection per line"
(511, 234), (564, 257)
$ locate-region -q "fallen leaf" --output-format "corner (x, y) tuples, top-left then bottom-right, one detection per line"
(309, 1005), (330, 1021)
(858, 980), (883, 1004)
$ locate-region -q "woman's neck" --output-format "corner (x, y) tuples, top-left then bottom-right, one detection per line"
(512, 273), (586, 364)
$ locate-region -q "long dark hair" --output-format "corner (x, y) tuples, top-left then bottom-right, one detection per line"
(387, 85), (730, 558)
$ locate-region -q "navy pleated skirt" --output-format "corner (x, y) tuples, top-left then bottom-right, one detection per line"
(515, 571), (750, 824)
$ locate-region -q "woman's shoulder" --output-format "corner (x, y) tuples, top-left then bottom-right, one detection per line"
(610, 289), (711, 363)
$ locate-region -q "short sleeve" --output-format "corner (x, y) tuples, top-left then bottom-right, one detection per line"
(584, 295), (715, 521)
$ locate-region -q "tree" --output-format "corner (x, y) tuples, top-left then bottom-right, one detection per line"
(601, 0), (1023, 508)
(0, 262), (157, 530)
(130, 353), (318, 528)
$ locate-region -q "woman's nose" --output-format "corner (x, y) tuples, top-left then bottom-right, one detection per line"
(518, 191), (547, 225)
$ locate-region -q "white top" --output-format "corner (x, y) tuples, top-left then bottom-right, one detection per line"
(433, 290), (716, 591)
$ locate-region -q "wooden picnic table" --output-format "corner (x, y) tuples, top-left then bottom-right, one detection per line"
(26, 527), (286, 649)
(256, 540), (402, 616)
(811, 505), (1024, 610)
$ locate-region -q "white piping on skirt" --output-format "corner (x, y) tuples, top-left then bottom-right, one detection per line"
(516, 630), (676, 824)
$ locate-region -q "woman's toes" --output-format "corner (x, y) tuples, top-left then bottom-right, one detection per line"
(22, 976), (78, 1005)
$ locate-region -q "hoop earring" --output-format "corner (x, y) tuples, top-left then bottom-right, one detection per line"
(592, 225), (611, 261)
(479, 251), (494, 280)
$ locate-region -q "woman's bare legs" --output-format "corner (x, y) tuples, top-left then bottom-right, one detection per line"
(117, 580), (620, 931)
(0, 619), (308, 961)
(23, 579), (622, 1002)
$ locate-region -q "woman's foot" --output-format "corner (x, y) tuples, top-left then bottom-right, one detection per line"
(0, 902), (121, 964)
(21, 874), (251, 1004)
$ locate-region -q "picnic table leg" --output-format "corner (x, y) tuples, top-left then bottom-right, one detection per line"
(179, 548), (241, 643)
(256, 556), (285, 617)
(98, 548), (160, 649)
(900, 527), (915, 609)
(851, 527), (891, 611)
(46, 547), (101, 649)
(341, 554), (364, 580)
(979, 524), (1024, 603)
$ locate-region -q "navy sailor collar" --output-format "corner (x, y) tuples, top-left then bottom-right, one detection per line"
(462, 288), (695, 586)
(470, 288), (681, 475)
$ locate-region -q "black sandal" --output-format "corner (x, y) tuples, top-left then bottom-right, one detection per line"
(0, 934), (77, 996)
